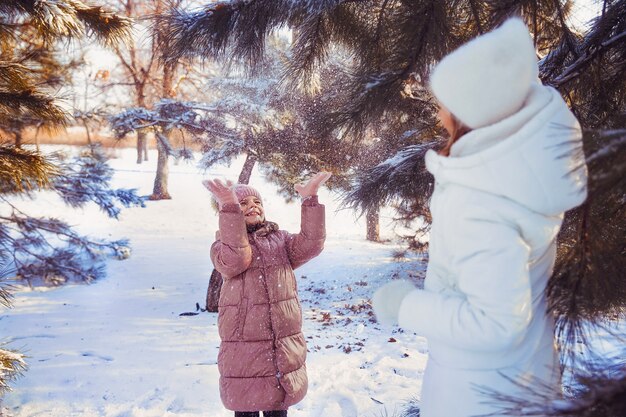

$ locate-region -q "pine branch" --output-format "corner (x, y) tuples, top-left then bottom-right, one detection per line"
(584, 129), (626, 194)
(29, 0), (83, 39)
(311, 0), (449, 139)
(0, 43), (78, 128)
(110, 96), (248, 148)
(0, 345), (27, 395)
(541, 6), (625, 353)
(0, 287), (11, 309)
(0, 62), (31, 90)
(0, 145), (60, 194)
(156, 2), (256, 67)
(541, 0), (626, 89)
(0, 259), (26, 393)
(73, 4), (132, 46)
(157, 0), (354, 68)
(0, 89), (67, 125)
(343, 141), (438, 214)
(283, 13), (333, 93)
(1, 0), (131, 45)
(0, 261), (14, 308)
(0, 147), (142, 286)
(108, 107), (158, 138)
(52, 148), (146, 219)
(549, 128), (626, 359)
(199, 136), (246, 168)
(323, 70), (409, 138)
(477, 353), (626, 417)
(0, 201), (132, 285)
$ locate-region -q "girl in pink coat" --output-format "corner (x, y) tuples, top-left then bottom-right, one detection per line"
(203, 172), (331, 417)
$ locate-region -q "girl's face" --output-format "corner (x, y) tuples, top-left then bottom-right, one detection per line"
(437, 105), (456, 137)
(239, 195), (265, 226)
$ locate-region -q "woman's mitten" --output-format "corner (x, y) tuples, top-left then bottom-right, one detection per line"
(372, 280), (416, 326)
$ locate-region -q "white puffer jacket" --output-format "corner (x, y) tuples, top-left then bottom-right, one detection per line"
(398, 84), (588, 417)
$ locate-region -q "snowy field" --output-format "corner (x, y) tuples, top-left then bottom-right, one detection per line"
(1, 147), (428, 417)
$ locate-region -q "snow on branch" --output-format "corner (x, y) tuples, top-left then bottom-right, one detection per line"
(0, 148), (143, 286)
(0, 203), (132, 285)
(0, 344), (27, 394)
(198, 134), (245, 168)
(109, 107), (157, 138)
(109, 97), (259, 166)
(52, 148), (145, 219)
(110, 100), (241, 138)
(343, 141), (438, 214)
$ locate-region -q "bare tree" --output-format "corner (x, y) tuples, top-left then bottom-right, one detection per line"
(110, 0), (158, 163)
(106, 0), (195, 199)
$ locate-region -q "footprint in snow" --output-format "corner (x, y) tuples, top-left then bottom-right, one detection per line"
(311, 393), (358, 417)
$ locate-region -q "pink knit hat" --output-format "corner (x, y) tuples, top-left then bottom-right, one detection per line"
(232, 184), (262, 202)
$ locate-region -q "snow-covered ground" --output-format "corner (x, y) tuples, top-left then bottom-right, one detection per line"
(0, 147), (428, 417)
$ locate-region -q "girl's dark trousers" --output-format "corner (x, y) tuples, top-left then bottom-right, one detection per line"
(235, 411), (287, 417)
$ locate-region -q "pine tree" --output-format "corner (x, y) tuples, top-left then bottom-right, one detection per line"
(1, 27), (86, 148)
(157, 1), (626, 414)
(0, 0), (142, 281)
(255, 58), (436, 243)
(0, 0), (130, 128)
(0, 0), (139, 394)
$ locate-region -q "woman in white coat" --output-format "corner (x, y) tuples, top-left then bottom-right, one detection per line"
(372, 18), (588, 417)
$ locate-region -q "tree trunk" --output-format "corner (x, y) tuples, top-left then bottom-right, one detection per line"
(142, 134), (148, 161)
(366, 206), (381, 242)
(136, 130), (147, 164)
(149, 133), (171, 200)
(149, 59), (176, 200)
(82, 119), (94, 151)
(135, 75), (148, 163)
(237, 153), (257, 184)
(205, 269), (223, 312)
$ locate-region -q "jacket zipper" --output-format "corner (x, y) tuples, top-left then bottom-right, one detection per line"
(254, 234), (286, 400)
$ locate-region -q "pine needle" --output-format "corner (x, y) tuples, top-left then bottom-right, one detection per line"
(0, 145), (60, 193)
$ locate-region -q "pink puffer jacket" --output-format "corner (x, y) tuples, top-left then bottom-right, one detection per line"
(210, 196), (325, 412)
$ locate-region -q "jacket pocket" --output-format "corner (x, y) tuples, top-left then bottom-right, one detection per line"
(237, 297), (249, 340)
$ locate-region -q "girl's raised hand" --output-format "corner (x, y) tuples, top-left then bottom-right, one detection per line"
(202, 178), (237, 208)
(295, 172), (332, 199)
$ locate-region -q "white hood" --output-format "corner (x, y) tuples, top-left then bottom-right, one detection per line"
(426, 84), (588, 216)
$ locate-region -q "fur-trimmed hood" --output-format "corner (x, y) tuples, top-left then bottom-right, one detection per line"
(425, 84), (588, 216)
